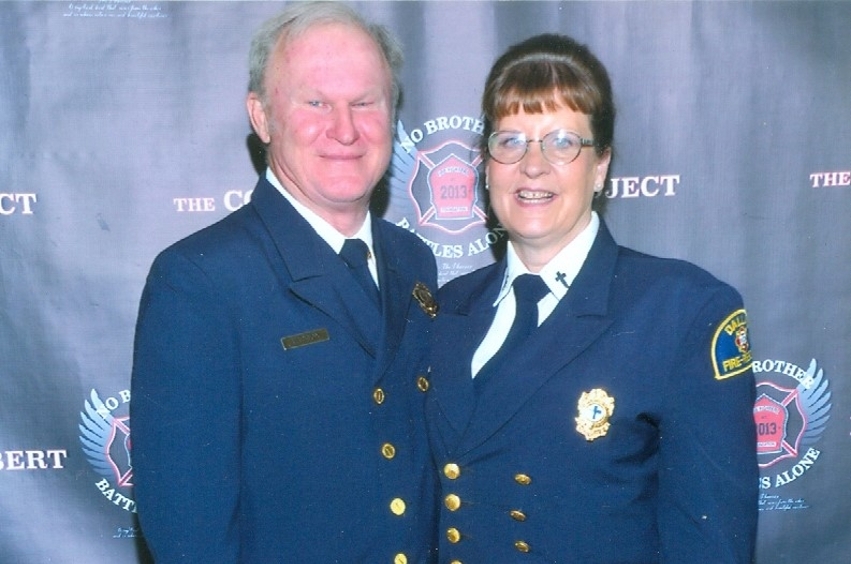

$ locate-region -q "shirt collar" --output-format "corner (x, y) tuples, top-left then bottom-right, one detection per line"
(266, 168), (374, 255)
(493, 211), (600, 307)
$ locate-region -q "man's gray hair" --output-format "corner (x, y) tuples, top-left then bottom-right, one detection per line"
(248, 1), (403, 111)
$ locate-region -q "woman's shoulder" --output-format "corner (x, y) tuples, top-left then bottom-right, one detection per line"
(615, 245), (742, 305)
(620, 245), (725, 281)
(438, 262), (502, 307)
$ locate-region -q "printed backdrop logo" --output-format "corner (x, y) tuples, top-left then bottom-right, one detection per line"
(79, 388), (136, 512)
(753, 358), (831, 511)
(385, 118), (507, 285)
(408, 142), (484, 232)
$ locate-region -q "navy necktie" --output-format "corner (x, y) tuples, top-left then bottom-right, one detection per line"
(340, 238), (380, 308)
(474, 273), (549, 391)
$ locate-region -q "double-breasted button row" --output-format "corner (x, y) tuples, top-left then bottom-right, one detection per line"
(442, 462), (463, 549)
(440, 464), (534, 554)
(374, 389), (395, 460)
(511, 472), (532, 553)
(373, 387), (405, 521)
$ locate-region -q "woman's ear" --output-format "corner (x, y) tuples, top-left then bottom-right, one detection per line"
(594, 148), (612, 194)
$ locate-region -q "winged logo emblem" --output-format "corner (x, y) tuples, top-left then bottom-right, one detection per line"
(754, 358), (831, 468)
(79, 389), (133, 487)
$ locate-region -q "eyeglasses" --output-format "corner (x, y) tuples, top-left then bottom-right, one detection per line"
(487, 129), (595, 165)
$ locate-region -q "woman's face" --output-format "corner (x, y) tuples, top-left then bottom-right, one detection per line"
(486, 104), (610, 268)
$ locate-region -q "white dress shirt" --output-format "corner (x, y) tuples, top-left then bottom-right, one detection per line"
(267, 169), (378, 286)
(470, 212), (600, 377)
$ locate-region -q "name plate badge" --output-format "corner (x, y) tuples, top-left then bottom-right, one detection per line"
(281, 328), (330, 351)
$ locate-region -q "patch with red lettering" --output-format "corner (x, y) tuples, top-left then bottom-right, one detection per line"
(711, 309), (753, 380)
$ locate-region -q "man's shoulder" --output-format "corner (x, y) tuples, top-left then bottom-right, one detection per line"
(375, 218), (437, 277)
(375, 218), (426, 250)
(152, 204), (265, 271)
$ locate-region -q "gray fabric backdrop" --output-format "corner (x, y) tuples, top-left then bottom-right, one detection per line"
(1, 1), (849, 562)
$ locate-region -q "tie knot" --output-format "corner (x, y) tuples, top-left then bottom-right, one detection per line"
(512, 274), (548, 304)
(340, 238), (370, 269)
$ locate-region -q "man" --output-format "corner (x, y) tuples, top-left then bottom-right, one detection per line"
(131, 3), (438, 562)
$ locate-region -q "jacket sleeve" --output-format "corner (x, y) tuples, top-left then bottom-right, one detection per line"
(131, 248), (242, 563)
(657, 284), (758, 563)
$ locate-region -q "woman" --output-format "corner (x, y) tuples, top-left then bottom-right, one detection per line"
(426, 34), (758, 563)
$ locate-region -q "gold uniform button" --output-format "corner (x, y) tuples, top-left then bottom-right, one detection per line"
(514, 540), (531, 553)
(394, 554), (407, 564)
(514, 473), (532, 485)
(446, 527), (461, 543)
(417, 375), (430, 392)
(381, 443), (396, 459)
(390, 497), (406, 515)
(444, 493), (461, 511)
(373, 388), (385, 405)
(450, 561), (463, 564)
(509, 509), (527, 521)
(444, 463), (460, 480)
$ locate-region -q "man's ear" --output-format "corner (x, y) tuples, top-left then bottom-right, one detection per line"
(246, 92), (271, 144)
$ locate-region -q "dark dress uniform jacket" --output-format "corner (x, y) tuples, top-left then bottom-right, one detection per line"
(427, 222), (758, 563)
(132, 177), (439, 563)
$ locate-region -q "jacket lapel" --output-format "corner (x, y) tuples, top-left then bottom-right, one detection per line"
(431, 264), (505, 448)
(456, 224), (621, 455)
(371, 219), (415, 383)
(251, 178), (381, 357)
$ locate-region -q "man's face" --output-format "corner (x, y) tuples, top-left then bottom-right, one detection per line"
(247, 23), (394, 232)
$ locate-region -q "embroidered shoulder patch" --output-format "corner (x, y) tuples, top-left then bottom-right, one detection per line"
(711, 308), (753, 380)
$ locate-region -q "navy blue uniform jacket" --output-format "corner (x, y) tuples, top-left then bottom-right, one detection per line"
(427, 222), (758, 563)
(132, 178), (439, 562)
